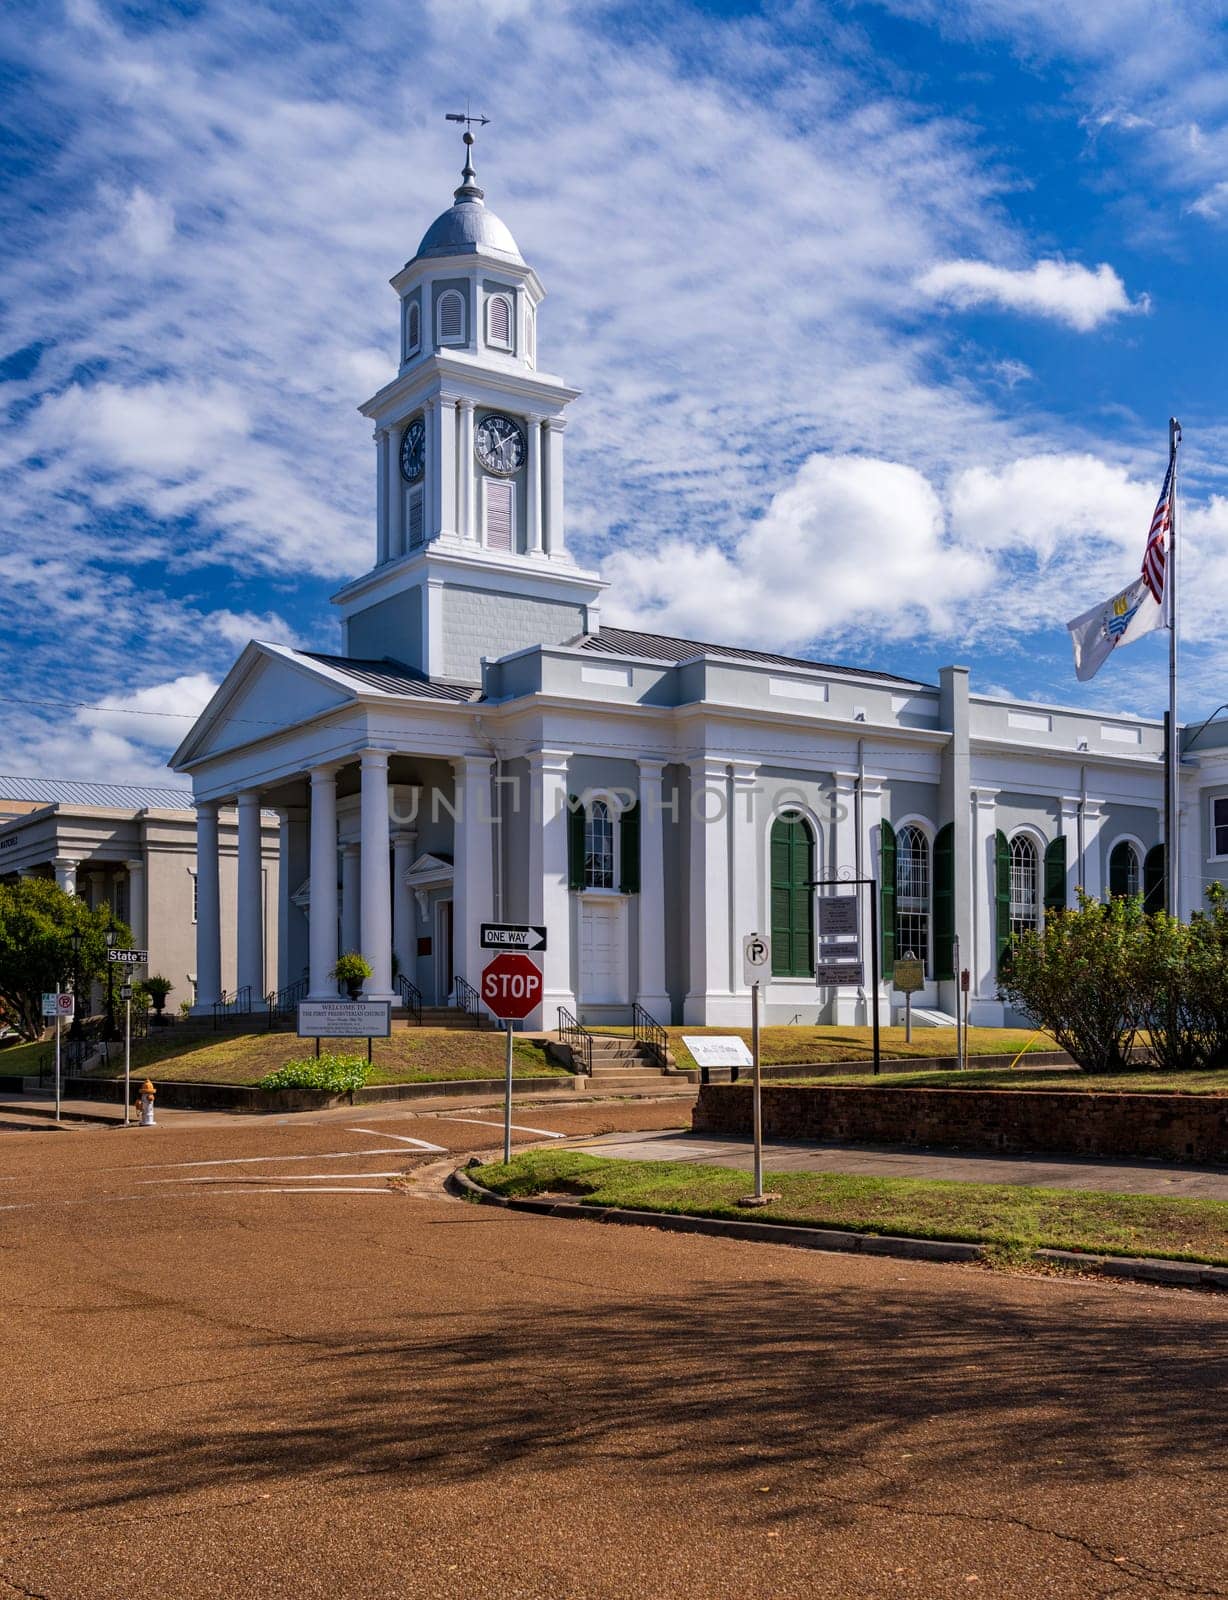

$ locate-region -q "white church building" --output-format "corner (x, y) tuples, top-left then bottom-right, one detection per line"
(171, 134), (1228, 1031)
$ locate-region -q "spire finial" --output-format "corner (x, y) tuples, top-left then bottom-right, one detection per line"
(445, 106), (490, 203)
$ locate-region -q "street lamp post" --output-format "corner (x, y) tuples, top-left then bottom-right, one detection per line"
(104, 920), (117, 1040)
(69, 928), (84, 1042)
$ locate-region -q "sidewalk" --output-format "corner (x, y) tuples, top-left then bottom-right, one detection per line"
(572, 1130), (1228, 1201)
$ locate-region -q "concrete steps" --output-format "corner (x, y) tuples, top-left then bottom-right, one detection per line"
(391, 1007), (497, 1031)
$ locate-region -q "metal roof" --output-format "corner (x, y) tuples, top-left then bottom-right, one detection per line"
(0, 776), (194, 810)
(577, 627), (929, 689)
(301, 653), (483, 703)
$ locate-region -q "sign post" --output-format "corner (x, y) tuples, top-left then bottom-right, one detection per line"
(120, 983), (133, 1126)
(808, 876), (881, 1075)
(893, 953), (924, 1043)
(49, 991), (73, 1123)
(741, 933), (771, 1200)
(960, 968), (971, 1070)
(480, 951), (544, 1164)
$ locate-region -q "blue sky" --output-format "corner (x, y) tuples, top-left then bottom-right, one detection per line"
(2, 0), (1228, 782)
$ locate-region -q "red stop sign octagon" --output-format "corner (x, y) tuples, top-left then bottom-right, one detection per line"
(480, 953), (543, 1021)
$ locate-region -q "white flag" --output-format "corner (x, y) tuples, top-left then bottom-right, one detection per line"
(1067, 575), (1166, 683)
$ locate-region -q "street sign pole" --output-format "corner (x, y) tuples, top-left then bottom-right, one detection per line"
(124, 991), (132, 1127)
(751, 978), (763, 1199)
(504, 1021), (514, 1165)
(54, 1011), (61, 1124)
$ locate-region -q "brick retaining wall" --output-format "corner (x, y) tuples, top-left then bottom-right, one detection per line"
(694, 1084), (1228, 1164)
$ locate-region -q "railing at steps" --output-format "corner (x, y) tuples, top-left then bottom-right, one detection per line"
(557, 1007), (593, 1076)
(266, 977), (309, 1029)
(396, 974), (423, 1026)
(454, 976), (483, 1028)
(212, 986), (252, 1030)
(632, 1003), (668, 1066)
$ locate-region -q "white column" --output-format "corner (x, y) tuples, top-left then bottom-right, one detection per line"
(1179, 788), (1200, 920)
(308, 766), (339, 999)
(970, 787), (1002, 1021)
(858, 777), (890, 1028)
(635, 760), (671, 1020)
(236, 789), (265, 1001)
(543, 417), (565, 557)
(424, 397), (439, 540)
(438, 395), (458, 539)
(831, 772), (860, 1024)
(124, 856), (146, 950)
(729, 760), (760, 1002)
(1081, 800), (1105, 903)
(1059, 795), (1081, 908)
(458, 399), (476, 540)
(527, 749), (574, 1026)
(52, 856), (78, 896)
(194, 803), (222, 1009)
(453, 754), (495, 999)
(684, 758), (732, 1024)
(340, 843), (361, 957)
(376, 428), (391, 564)
(392, 829), (417, 991)
(359, 750), (394, 1000)
(526, 414), (544, 556)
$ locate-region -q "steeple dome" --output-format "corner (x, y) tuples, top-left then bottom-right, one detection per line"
(413, 131), (523, 264)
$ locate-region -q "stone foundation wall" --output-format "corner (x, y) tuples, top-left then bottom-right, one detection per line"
(693, 1084), (1228, 1164)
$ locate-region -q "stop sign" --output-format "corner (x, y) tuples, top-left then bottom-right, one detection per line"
(480, 953), (543, 1021)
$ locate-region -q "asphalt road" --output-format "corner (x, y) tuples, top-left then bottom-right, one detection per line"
(1, 1102), (1225, 1599)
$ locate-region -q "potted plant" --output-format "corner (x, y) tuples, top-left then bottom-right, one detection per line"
(330, 952), (373, 1001)
(144, 975), (174, 1025)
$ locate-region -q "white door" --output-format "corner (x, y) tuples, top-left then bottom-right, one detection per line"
(579, 898), (628, 1005)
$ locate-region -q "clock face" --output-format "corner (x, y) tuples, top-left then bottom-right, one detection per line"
(475, 413), (526, 475)
(400, 418), (425, 483)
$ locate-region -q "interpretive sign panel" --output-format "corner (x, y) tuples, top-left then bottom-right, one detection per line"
(682, 1035), (754, 1069)
(815, 959), (865, 987)
(297, 1001), (391, 1038)
(817, 896), (858, 938)
(893, 958), (924, 993)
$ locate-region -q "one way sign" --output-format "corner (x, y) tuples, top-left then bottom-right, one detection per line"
(480, 922), (548, 952)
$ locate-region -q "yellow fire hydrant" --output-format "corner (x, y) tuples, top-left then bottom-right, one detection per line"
(136, 1079), (157, 1127)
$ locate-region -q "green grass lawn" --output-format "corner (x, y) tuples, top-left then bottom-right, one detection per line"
(0, 1039), (53, 1077)
(797, 1065), (1228, 1095)
(598, 1024), (1054, 1071)
(86, 1027), (568, 1087)
(473, 1150), (1228, 1267)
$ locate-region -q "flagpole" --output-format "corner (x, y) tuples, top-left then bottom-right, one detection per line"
(1166, 416), (1182, 919)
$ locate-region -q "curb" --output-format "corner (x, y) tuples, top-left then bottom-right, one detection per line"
(450, 1168), (1228, 1290)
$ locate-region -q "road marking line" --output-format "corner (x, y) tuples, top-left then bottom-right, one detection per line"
(346, 1128), (447, 1151)
(142, 1173), (401, 1184)
(202, 1186), (395, 1196)
(138, 1149), (412, 1170)
(437, 1115), (566, 1138)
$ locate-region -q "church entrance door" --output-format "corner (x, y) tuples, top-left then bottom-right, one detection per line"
(578, 897), (628, 1006)
(435, 899), (454, 1003)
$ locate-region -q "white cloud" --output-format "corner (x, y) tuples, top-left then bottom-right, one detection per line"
(79, 673), (218, 747)
(917, 258), (1146, 331)
(119, 186), (176, 256)
(211, 610), (302, 649)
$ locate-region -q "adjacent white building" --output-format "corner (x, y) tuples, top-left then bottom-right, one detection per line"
(170, 137), (1228, 1029)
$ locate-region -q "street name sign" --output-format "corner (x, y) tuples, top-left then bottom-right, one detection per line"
(480, 953), (543, 1021)
(742, 932), (771, 987)
(107, 948), (148, 965)
(297, 1000), (391, 1038)
(480, 923), (548, 952)
(818, 895), (858, 938)
(815, 959), (864, 987)
(682, 1035), (754, 1069)
(893, 957), (924, 994)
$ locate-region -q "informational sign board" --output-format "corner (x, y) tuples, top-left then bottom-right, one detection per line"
(815, 959), (865, 987)
(107, 948), (148, 965)
(41, 993), (59, 1019)
(480, 923), (547, 952)
(682, 1035), (754, 1069)
(480, 954), (543, 1021)
(742, 932), (771, 987)
(818, 895), (859, 938)
(893, 958), (924, 994)
(297, 1000), (391, 1038)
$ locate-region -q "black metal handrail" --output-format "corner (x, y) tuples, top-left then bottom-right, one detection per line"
(455, 976), (483, 1028)
(632, 1002), (668, 1066)
(266, 977), (309, 1028)
(557, 1006), (593, 1075)
(212, 986), (253, 1030)
(396, 974), (423, 1025)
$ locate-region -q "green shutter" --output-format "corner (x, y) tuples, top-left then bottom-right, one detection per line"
(619, 800), (640, 894)
(769, 813), (815, 977)
(880, 819), (896, 977)
(1109, 842), (1131, 898)
(933, 822), (955, 981)
(995, 829), (1011, 973)
(1143, 844), (1165, 914)
(770, 816), (794, 976)
(1044, 836), (1067, 917)
(792, 819), (814, 976)
(567, 795), (585, 892)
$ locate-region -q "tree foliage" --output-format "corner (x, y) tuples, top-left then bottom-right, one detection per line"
(0, 879), (131, 1041)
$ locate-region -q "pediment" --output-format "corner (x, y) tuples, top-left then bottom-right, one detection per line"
(171, 644), (356, 768)
(407, 851), (454, 885)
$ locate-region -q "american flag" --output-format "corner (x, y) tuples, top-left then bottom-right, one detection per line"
(1141, 457), (1174, 605)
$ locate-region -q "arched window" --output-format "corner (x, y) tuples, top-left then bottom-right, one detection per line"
(584, 800), (615, 889)
(406, 300), (420, 357)
(770, 811), (815, 977)
(437, 289), (465, 345)
(1009, 835), (1040, 941)
(487, 293), (512, 348)
(1108, 840), (1141, 898)
(895, 824), (930, 974)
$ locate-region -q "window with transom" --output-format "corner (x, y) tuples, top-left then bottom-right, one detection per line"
(895, 824), (930, 975)
(1009, 835), (1039, 941)
(1109, 840), (1141, 898)
(585, 800), (615, 889)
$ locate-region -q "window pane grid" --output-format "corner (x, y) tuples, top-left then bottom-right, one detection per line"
(1215, 798), (1228, 857)
(1009, 836), (1039, 941)
(895, 825), (930, 975)
(584, 801), (614, 890)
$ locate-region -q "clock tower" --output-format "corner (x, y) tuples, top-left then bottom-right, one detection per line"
(332, 129), (605, 682)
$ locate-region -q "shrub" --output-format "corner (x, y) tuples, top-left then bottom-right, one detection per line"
(330, 952), (373, 985)
(144, 975), (174, 1014)
(257, 1054), (370, 1094)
